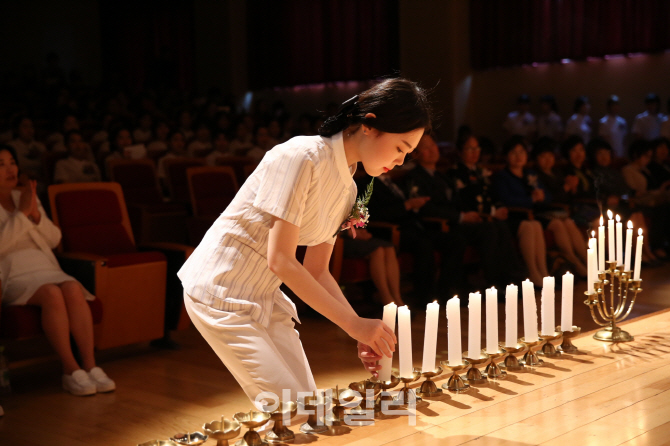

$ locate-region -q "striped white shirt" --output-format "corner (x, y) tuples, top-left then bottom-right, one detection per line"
(178, 132), (357, 328)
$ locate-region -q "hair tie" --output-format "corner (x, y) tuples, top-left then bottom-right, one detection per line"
(341, 95), (359, 118)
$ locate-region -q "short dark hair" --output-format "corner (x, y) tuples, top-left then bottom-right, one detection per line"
(502, 135), (527, 156)
(607, 95), (620, 108)
(573, 96), (589, 113)
(645, 93), (660, 105)
(0, 143), (19, 168)
(517, 94), (531, 104)
(649, 137), (670, 154)
(629, 139), (652, 160)
(540, 95), (557, 112)
(531, 136), (558, 160)
(561, 135), (585, 159)
(586, 137), (612, 165)
(319, 77), (433, 137)
(455, 125), (474, 151)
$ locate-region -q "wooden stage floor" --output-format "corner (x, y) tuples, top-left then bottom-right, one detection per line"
(2, 264), (670, 445)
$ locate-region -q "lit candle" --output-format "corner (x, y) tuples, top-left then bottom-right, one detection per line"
(446, 296), (462, 365)
(561, 271), (574, 332)
(607, 210), (615, 262)
(485, 287), (498, 354)
(522, 279), (538, 342)
(505, 284), (518, 347)
(379, 303), (397, 382)
(598, 216), (606, 271)
(468, 292), (482, 359)
(421, 301), (440, 373)
(541, 276), (555, 336)
(616, 214), (623, 266)
(634, 228), (644, 280)
(625, 220), (633, 271)
(398, 306), (413, 378)
(587, 247), (595, 294)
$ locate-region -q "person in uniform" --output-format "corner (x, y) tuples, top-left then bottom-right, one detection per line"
(178, 78), (432, 406)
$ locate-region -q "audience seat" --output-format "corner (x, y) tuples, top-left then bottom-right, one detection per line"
(108, 158), (188, 244)
(48, 182), (173, 349)
(163, 158), (206, 205)
(215, 156), (256, 187)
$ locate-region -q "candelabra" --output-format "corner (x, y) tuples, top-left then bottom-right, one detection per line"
(584, 261), (642, 342)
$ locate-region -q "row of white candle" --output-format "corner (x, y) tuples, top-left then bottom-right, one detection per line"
(596, 211), (644, 284)
(379, 273), (573, 381)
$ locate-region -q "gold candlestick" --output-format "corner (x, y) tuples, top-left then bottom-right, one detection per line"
(394, 369), (422, 408)
(483, 348), (508, 380)
(462, 351), (491, 385)
(416, 366), (444, 398)
(138, 441), (179, 446)
(203, 418), (241, 446)
(557, 326), (581, 353)
(538, 331), (563, 357)
(263, 402), (298, 444)
(439, 360), (471, 394)
(299, 392), (328, 435)
(325, 385), (358, 427)
(499, 342), (528, 371)
(519, 337), (547, 367)
(585, 261), (641, 342)
(233, 411), (271, 446)
(373, 375), (400, 418)
(346, 380), (380, 426)
(170, 432), (208, 446)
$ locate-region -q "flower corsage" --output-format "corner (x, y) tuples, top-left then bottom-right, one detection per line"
(334, 179), (374, 239)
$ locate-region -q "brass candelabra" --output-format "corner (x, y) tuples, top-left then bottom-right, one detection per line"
(584, 261), (642, 342)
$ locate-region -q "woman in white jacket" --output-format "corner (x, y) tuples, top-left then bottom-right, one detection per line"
(0, 145), (114, 396)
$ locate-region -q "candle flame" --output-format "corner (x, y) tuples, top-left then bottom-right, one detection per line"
(628, 220), (633, 229)
(600, 215), (604, 225)
(639, 228), (643, 236)
(566, 271), (570, 275)
(616, 214), (620, 222)
(591, 230), (595, 238)
(607, 209), (613, 219)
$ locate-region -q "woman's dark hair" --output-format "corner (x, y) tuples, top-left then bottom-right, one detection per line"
(517, 94), (531, 104)
(455, 125), (474, 151)
(318, 78), (432, 137)
(531, 136), (558, 160)
(645, 93), (661, 106)
(502, 135), (527, 156)
(573, 96), (589, 113)
(540, 95), (558, 112)
(64, 129), (83, 146)
(109, 125), (132, 153)
(649, 137), (670, 154)
(586, 138), (612, 165)
(560, 135), (585, 159)
(0, 143), (19, 168)
(629, 139), (652, 160)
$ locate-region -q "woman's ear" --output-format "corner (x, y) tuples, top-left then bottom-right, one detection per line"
(362, 113), (377, 135)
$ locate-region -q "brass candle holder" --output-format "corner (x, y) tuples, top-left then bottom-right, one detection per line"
(203, 418), (241, 446)
(557, 326), (581, 353)
(584, 261), (641, 342)
(439, 360), (471, 394)
(373, 375), (400, 417)
(233, 410), (271, 446)
(394, 368), (422, 408)
(416, 366), (444, 398)
(263, 402), (297, 444)
(138, 441), (179, 446)
(325, 385), (359, 427)
(462, 351), (491, 385)
(346, 380), (380, 426)
(538, 331), (563, 357)
(519, 337), (547, 367)
(299, 391), (328, 435)
(483, 348), (508, 380)
(170, 432), (208, 446)
(499, 342), (528, 371)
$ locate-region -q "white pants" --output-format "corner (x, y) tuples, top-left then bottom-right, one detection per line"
(184, 293), (317, 408)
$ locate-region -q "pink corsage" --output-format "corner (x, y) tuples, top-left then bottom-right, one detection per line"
(334, 179), (374, 239)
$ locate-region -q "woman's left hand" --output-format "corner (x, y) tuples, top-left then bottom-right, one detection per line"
(357, 342), (382, 378)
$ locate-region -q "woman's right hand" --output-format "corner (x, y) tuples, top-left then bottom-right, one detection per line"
(531, 188), (545, 203)
(347, 317), (397, 358)
(18, 180), (37, 217)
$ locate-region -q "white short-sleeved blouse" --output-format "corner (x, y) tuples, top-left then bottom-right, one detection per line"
(178, 132), (357, 328)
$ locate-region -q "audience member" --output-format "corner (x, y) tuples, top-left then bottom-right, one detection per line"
(147, 121), (170, 153)
(157, 130), (188, 186)
(133, 112), (153, 144)
(48, 114), (80, 153)
(536, 95), (563, 141)
(177, 110), (194, 142)
(187, 121), (213, 157)
(0, 144), (115, 396)
(53, 130), (101, 183)
(632, 93), (668, 141)
(8, 116), (47, 183)
(647, 137), (670, 189)
(503, 94), (536, 140)
(560, 135), (600, 228)
(565, 96), (592, 144)
(205, 130), (233, 166)
(246, 126), (274, 162)
(229, 122), (254, 155)
(598, 95), (628, 159)
(492, 136), (550, 287)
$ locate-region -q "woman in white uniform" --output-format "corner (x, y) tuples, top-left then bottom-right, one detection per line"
(0, 145), (115, 396)
(178, 78), (432, 406)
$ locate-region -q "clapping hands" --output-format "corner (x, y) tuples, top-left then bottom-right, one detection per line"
(18, 179), (40, 223)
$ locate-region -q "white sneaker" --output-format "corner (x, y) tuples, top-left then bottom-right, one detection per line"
(88, 367), (116, 393)
(62, 370), (97, 396)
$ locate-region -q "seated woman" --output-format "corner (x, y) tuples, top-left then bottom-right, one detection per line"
(532, 138), (588, 278)
(53, 130), (101, 184)
(560, 135), (600, 229)
(492, 136), (550, 287)
(0, 144), (115, 396)
(588, 138), (657, 264)
(341, 228), (404, 307)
